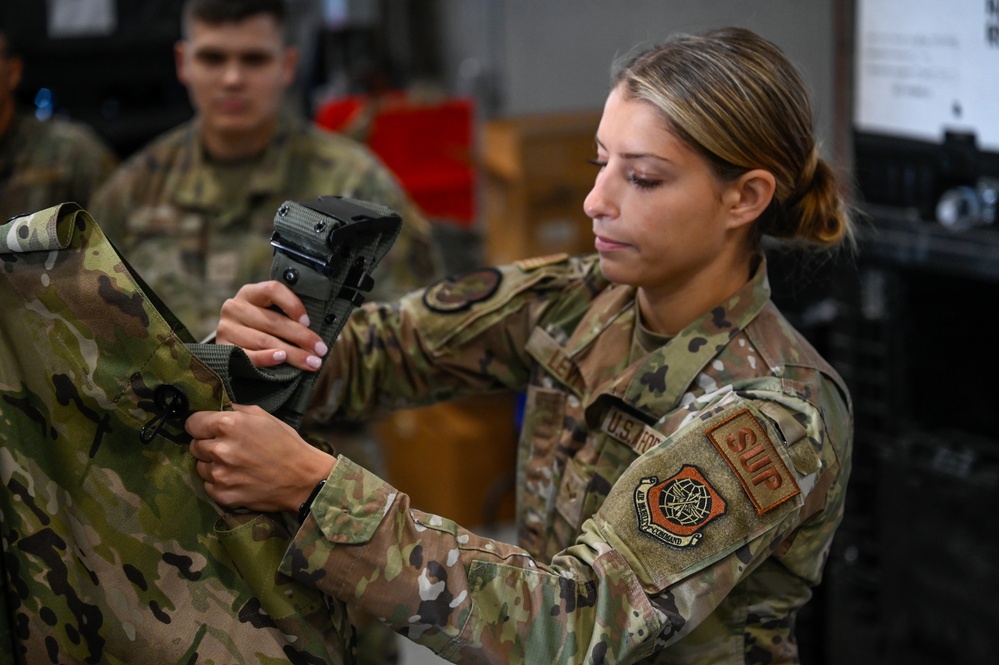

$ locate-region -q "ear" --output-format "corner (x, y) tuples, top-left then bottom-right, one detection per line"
(174, 41), (188, 85)
(7, 56), (23, 91)
(722, 169), (776, 230)
(281, 46), (299, 88)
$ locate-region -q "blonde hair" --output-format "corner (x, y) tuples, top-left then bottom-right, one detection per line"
(612, 27), (854, 249)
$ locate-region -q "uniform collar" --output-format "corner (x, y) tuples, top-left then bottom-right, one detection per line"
(579, 256), (772, 423)
(167, 112), (301, 213)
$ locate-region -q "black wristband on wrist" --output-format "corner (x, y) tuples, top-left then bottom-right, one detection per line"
(297, 479), (327, 523)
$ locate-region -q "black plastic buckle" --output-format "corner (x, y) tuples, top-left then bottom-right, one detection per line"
(269, 231), (336, 277)
(269, 196), (402, 278)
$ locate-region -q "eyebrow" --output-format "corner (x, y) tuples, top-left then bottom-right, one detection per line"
(595, 137), (672, 164)
(192, 45), (278, 57)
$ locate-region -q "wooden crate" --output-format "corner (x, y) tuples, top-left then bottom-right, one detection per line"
(374, 394), (518, 528)
(481, 111), (603, 264)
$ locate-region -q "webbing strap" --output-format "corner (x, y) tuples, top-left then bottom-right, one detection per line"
(188, 196), (401, 430)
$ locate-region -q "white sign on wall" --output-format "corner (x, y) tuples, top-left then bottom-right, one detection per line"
(855, 0), (999, 151)
(46, 0), (116, 39)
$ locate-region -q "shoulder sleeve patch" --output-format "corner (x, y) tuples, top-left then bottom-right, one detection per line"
(593, 400), (806, 591)
(705, 409), (801, 515)
(422, 267), (502, 313)
(634, 466), (728, 548)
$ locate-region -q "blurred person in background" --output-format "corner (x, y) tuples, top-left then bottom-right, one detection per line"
(0, 18), (117, 220)
(89, 0), (443, 341)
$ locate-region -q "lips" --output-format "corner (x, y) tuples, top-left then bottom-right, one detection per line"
(594, 234), (631, 252)
(217, 99), (250, 113)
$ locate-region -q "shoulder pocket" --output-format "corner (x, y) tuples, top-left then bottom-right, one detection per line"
(415, 261), (572, 353)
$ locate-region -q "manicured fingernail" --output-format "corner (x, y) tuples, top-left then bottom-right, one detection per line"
(273, 350), (287, 363)
(306, 355), (322, 369)
(299, 314), (311, 327)
(314, 341), (328, 356)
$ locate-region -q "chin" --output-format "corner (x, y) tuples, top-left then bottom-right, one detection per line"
(597, 255), (638, 286)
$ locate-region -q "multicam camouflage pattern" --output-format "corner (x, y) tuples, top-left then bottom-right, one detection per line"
(86, 106), (445, 665)
(283, 253), (853, 664)
(0, 112), (118, 220)
(0, 204), (351, 664)
(88, 112), (445, 341)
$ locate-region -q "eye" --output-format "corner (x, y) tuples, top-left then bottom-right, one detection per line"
(241, 52), (274, 67)
(587, 158), (606, 169)
(629, 173), (661, 190)
(195, 50), (227, 67)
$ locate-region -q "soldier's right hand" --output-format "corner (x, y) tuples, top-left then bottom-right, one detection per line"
(216, 280), (329, 372)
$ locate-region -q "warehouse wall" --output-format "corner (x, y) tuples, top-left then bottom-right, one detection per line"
(436, 0), (847, 165)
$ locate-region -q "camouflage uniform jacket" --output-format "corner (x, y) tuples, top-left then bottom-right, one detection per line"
(0, 204), (352, 664)
(282, 253), (853, 664)
(0, 111), (117, 220)
(88, 112), (444, 341)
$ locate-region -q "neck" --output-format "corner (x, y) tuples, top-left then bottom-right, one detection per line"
(636, 253), (754, 336)
(199, 119), (277, 161)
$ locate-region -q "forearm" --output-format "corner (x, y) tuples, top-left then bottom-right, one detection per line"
(281, 458), (663, 664)
(307, 296), (535, 425)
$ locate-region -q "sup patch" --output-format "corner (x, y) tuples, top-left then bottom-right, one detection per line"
(422, 267), (502, 313)
(705, 408), (800, 515)
(635, 466), (727, 548)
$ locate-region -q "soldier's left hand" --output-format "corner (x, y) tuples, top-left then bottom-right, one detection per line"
(188, 403), (336, 512)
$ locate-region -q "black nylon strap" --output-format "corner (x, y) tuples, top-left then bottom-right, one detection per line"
(189, 196), (401, 430)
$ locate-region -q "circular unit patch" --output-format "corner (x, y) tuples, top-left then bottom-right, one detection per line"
(423, 267), (502, 313)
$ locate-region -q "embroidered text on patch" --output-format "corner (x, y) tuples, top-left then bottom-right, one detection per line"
(634, 466), (727, 548)
(602, 406), (665, 455)
(706, 408), (800, 515)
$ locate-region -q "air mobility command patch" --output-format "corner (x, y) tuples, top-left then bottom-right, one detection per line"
(634, 466), (727, 548)
(705, 408), (800, 515)
(422, 267), (502, 313)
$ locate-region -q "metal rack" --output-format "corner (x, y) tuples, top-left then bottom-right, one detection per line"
(817, 204), (999, 664)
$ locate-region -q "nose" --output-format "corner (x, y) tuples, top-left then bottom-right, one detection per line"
(220, 59), (244, 86)
(583, 167), (614, 220)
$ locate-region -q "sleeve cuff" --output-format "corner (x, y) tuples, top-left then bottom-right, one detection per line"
(309, 455), (398, 544)
(278, 455), (399, 584)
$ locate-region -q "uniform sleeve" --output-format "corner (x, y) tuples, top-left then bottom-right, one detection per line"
(306, 260), (574, 424)
(280, 394), (839, 664)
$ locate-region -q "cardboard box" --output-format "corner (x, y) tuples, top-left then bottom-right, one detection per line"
(374, 394), (518, 528)
(482, 111), (603, 264)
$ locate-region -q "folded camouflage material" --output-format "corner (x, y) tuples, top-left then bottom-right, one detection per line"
(0, 201), (399, 664)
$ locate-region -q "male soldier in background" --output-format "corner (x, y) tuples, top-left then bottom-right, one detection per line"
(89, 2), (446, 661)
(89, 0), (444, 339)
(0, 19), (118, 220)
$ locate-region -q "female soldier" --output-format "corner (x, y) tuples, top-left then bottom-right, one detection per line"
(188, 27), (855, 664)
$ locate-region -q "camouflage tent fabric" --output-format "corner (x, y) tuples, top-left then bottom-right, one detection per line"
(0, 203), (352, 664)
